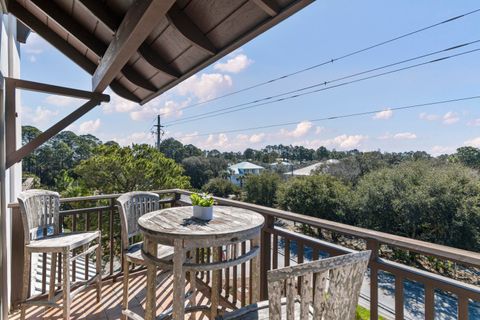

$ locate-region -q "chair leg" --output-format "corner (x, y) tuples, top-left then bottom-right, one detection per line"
(121, 258), (130, 320)
(49, 253), (57, 301)
(95, 239), (102, 303)
(20, 251), (31, 320)
(62, 251), (71, 319)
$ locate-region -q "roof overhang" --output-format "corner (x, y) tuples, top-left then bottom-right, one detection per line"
(7, 0), (314, 104)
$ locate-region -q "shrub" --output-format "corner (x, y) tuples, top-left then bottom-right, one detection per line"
(276, 174), (351, 222)
(244, 172), (282, 207)
(203, 178), (239, 198)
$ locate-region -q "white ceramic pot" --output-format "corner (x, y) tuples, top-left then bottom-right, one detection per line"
(193, 205), (213, 220)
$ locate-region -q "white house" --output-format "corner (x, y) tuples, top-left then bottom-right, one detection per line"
(228, 161), (264, 186)
(286, 159), (340, 177)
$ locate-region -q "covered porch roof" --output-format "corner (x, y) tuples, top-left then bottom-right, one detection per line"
(5, 0), (313, 104)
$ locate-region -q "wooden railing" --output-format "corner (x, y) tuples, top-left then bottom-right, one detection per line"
(9, 189), (480, 320)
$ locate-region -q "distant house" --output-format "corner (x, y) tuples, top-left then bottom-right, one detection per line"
(228, 161), (264, 186)
(286, 159), (340, 176)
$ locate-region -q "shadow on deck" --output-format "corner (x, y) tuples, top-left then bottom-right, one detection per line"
(9, 270), (233, 320)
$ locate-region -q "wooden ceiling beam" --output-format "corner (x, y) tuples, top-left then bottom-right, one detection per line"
(8, 1), (140, 103)
(138, 44), (180, 79)
(31, 0), (158, 93)
(9, 1), (96, 73)
(80, 0), (180, 81)
(31, 0), (106, 56)
(251, 0), (280, 16)
(77, 0), (121, 31)
(92, 0), (176, 93)
(167, 4), (217, 56)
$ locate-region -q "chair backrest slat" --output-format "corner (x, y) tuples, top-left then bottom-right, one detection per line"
(18, 189), (60, 244)
(117, 191), (160, 248)
(267, 250), (371, 320)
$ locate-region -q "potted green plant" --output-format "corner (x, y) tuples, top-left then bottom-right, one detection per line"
(190, 192), (215, 220)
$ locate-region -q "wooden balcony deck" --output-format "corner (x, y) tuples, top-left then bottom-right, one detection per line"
(9, 270), (233, 320)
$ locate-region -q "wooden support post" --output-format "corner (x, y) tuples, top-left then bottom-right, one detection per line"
(10, 205), (24, 308)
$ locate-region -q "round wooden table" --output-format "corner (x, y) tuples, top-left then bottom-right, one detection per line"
(138, 206), (265, 320)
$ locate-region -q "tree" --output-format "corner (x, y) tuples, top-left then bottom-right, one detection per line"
(353, 161), (480, 251)
(203, 178), (239, 198)
(451, 146), (480, 169)
(74, 144), (190, 193)
(276, 174), (351, 222)
(244, 172), (282, 207)
(181, 156), (213, 189)
(159, 137), (186, 162)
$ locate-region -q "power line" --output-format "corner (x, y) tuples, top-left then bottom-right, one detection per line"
(159, 8), (480, 116)
(165, 46), (480, 126)
(165, 40), (480, 125)
(173, 95), (480, 139)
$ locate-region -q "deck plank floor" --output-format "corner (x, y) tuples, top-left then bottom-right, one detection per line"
(9, 271), (233, 320)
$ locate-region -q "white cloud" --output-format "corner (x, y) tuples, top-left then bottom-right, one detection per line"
(176, 73), (233, 102)
(373, 108), (393, 120)
(248, 133), (265, 143)
(467, 118), (480, 126)
(279, 121), (313, 138)
(22, 106), (58, 127)
(45, 95), (82, 107)
(213, 54), (253, 73)
(113, 132), (154, 146)
(103, 91), (138, 114)
(315, 127), (325, 135)
(442, 111), (460, 125)
(23, 33), (49, 62)
(78, 119), (101, 134)
(205, 133), (229, 149)
(465, 137), (480, 148)
(130, 99), (185, 121)
(323, 134), (368, 149)
(419, 112), (440, 121)
(393, 132), (417, 140)
(430, 145), (455, 156)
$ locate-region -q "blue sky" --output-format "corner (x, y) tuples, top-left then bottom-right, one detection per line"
(20, 0), (480, 154)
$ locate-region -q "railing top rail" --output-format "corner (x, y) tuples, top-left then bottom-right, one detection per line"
(174, 189), (480, 267)
(8, 189), (179, 208)
(8, 188), (480, 267)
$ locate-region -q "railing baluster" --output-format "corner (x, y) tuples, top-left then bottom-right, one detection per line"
(241, 241), (246, 306)
(297, 240), (304, 294)
(84, 213), (90, 280)
(72, 214), (77, 282)
(424, 285), (435, 320)
(41, 252), (47, 294)
(457, 296), (469, 320)
(260, 215), (274, 300)
(207, 247), (211, 284)
(395, 274), (404, 320)
(284, 238), (290, 267)
(232, 243), (238, 305)
(272, 233), (278, 270)
(225, 245), (230, 301)
(109, 199), (114, 276)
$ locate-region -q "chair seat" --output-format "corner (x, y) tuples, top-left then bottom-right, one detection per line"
(218, 299), (308, 320)
(126, 242), (174, 265)
(26, 231), (100, 253)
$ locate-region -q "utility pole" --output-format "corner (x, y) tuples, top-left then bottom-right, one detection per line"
(153, 114), (164, 151)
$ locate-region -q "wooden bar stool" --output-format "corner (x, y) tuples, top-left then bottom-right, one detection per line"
(116, 191), (175, 320)
(18, 189), (102, 319)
